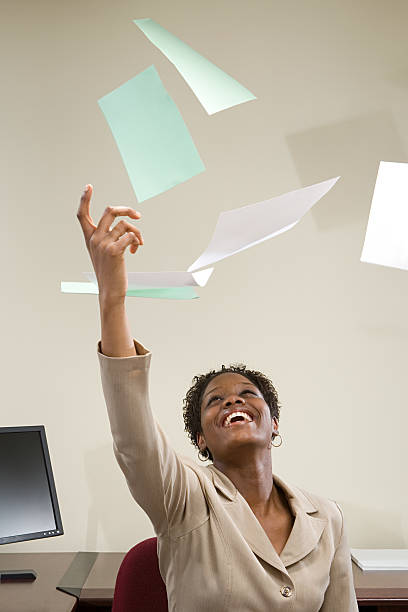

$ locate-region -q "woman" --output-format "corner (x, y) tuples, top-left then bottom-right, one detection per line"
(77, 185), (358, 611)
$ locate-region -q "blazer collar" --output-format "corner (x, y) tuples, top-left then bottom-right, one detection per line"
(274, 475), (327, 568)
(207, 464), (237, 501)
(207, 466), (327, 572)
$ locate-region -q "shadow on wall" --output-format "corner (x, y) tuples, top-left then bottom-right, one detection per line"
(286, 110), (407, 231)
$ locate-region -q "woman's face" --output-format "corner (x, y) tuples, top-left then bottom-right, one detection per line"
(197, 372), (278, 462)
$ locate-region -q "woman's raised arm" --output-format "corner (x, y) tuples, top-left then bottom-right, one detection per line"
(76, 186), (207, 536)
(76, 184), (143, 357)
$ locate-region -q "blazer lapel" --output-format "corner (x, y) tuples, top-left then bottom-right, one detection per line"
(228, 491), (290, 574)
(207, 466), (289, 575)
(207, 467), (327, 573)
(279, 511), (326, 567)
(275, 475), (327, 568)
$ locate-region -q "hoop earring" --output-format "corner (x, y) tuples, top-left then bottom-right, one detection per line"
(198, 448), (210, 462)
(271, 433), (282, 448)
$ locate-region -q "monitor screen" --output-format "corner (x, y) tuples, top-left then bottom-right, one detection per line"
(0, 426), (63, 545)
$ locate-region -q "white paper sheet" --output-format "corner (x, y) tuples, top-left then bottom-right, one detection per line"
(61, 282), (99, 294)
(188, 177), (340, 272)
(361, 161), (408, 271)
(84, 268), (213, 288)
(351, 549), (408, 571)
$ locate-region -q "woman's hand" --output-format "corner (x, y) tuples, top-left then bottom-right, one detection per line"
(77, 184), (143, 305)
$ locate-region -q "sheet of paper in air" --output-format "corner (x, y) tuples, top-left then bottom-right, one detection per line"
(134, 19), (256, 115)
(84, 268), (213, 288)
(60, 269), (212, 300)
(361, 161), (408, 270)
(98, 65), (205, 202)
(60, 282), (199, 300)
(188, 176), (340, 272)
(61, 282), (98, 294)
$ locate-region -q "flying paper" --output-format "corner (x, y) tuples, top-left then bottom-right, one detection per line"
(361, 161), (408, 270)
(61, 282), (99, 295)
(61, 282), (199, 300)
(134, 19), (256, 115)
(98, 65), (205, 202)
(188, 177), (340, 272)
(84, 269), (213, 288)
(61, 268), (213, 300)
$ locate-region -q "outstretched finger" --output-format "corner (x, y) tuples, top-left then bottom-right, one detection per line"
(77, 184), (96, 244)
(97, 206), (141, 234)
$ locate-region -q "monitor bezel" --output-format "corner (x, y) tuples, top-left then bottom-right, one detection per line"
(0, 425), (64, 545)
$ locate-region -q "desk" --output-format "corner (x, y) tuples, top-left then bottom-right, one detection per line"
(0, 553), (77, 612)
(353, 562), (408, 610)
(1, 553), (408, 611)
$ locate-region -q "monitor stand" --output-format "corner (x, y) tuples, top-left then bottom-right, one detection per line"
(0, 570), (37, 583)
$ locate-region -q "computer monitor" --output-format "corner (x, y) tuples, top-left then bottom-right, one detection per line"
(0, 425), (63, 580)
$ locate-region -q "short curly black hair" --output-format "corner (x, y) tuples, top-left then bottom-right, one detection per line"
(183, 364), (280, 462)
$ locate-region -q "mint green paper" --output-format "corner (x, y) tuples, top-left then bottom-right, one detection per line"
(126, 287), (198, 299)
(134, 19), (256, 115)
(98, 65), (205, 202)
(61, 282), (198, 300)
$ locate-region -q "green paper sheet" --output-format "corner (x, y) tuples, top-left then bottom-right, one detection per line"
(126, 287), (198, 299)
(98, 65), (205, 202)
(61, 282), (198, 300)
(134, 19), (256, 115)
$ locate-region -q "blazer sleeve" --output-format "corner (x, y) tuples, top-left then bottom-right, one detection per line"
(320, 504), (358, 611)
(98, 340), (207, 537)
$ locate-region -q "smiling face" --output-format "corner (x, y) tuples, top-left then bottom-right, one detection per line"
(197, 372), (278, 464)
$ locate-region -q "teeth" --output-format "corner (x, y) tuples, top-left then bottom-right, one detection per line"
(223, 411), (253, 427)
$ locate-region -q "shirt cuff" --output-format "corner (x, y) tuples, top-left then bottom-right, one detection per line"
(97, 339), (151, 358)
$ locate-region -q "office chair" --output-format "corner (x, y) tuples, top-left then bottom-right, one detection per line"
(112, 537), (168, 611)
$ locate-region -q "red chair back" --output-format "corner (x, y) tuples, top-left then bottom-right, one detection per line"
(112, 537), (168, 612)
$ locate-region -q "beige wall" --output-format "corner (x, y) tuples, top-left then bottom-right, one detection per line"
(1, 0), (407, 553)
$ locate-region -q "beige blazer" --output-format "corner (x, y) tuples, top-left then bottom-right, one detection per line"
(98, 341), (358, 612)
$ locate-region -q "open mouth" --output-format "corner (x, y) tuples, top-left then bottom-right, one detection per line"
(222, 411), (254, 427)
